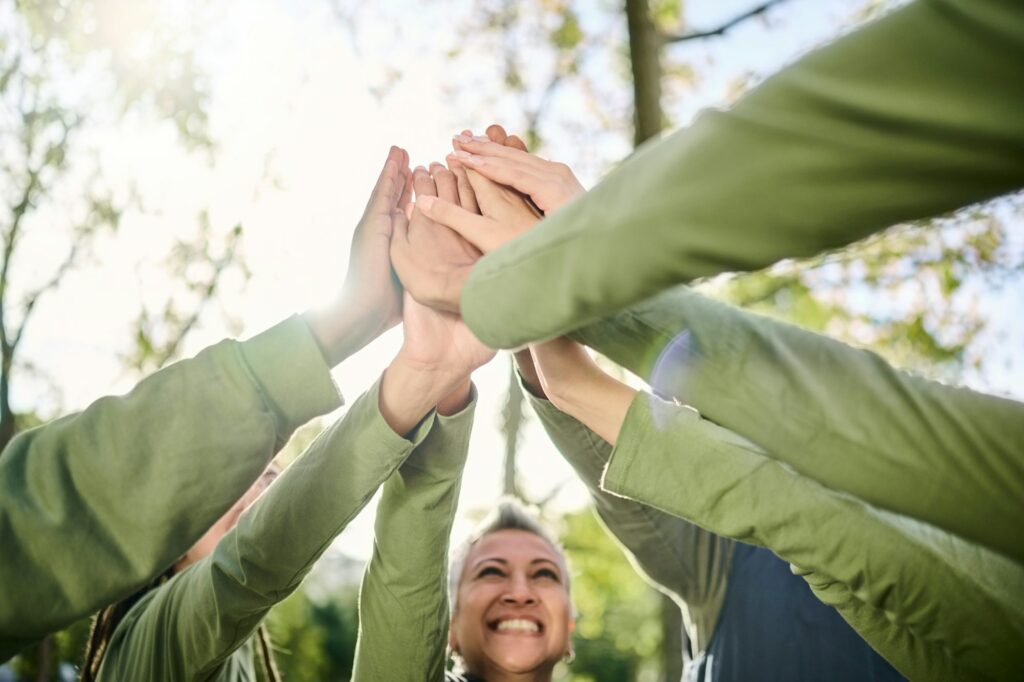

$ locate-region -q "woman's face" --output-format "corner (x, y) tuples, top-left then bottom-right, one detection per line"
(178, 464), (281, 569)
(449, 529), (575, 679)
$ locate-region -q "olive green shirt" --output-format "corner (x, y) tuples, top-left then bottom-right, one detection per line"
(459, 0), (1024, 564)
(0, 316), (341, 660)
(352, 390), (476, 682)
(96, 379), (454, 681)
(603, 391), (1024, 681)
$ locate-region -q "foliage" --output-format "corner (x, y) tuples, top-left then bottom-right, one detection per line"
(702, 197), (1024, 379)
(265, 587), (361, 682)
(557, 509), (662, 682)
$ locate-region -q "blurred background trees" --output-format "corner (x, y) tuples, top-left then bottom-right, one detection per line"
(2, 0), (1020, 680)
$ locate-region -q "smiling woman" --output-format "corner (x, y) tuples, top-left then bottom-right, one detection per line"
(446, 502), (576, 681)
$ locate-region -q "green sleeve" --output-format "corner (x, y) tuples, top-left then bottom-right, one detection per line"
(569, 285), (1024, 564)
(522, 384), (730, 655)
(97, 380), (434, 681)
(602, 392), (1024, 682)
(351, 390), (476, 682)
(461, 0), (1024, 348)
(0, 315), (340, 659)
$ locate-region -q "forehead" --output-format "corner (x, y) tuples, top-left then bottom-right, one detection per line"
(465, 529), (562, 568)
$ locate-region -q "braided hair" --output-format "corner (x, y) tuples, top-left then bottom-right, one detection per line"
(79, 566), (281, 682)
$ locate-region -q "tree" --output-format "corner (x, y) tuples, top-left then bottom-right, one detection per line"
(1, 1), (249, 677)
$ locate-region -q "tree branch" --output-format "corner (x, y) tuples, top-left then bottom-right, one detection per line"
(662, 0), (791, 44)
(10, 241), (82, 353)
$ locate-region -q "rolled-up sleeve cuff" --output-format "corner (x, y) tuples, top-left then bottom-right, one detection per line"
(239, 315), (343, 441)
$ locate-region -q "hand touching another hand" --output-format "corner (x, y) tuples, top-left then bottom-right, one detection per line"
(414, 125), (585, 254)
(305, 146), (412, 366)
(390, 165), (480, 313)
(381, 165), (496, 433)
(520, 337), (637, 446)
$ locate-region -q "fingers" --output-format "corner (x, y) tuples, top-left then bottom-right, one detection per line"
(505, 134), (528, 152)
(416, 195), (501, 253)
(450, 152), (547, 200)
(449, 162), (479, 214)
(485, 124), (508, 144)
(389, 208), (413, 283)
(430, 162), (458, 204)
(366, 146), (404, 214)
(399, 168), (415, 219)
(450, 136), (547, 171)
(412, 166), (437, 198)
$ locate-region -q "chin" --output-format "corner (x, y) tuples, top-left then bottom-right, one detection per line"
(489, 649), (555, 675)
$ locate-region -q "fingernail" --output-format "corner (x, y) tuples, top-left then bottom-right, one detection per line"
(460, 153), (483, 166)
(471, 135), (490, 142)
(417, 195), (436, 212)
(451, 150), (471, 159)
(413, 165), (427, 173)
(453, 134), (471, 143)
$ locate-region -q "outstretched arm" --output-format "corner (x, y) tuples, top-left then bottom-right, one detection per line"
(0, 146), (414, 658)
(353, 163), (496, 682)
(458, 0), (1024, 349)
(529, 337), (1024, 681)
(516, 349), (731, 654)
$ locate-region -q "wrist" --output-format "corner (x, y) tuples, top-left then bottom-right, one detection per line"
(304, 298), (391, 367)
(552, 368), (637, 445)
(379, 360), (443, 436)
(437, 378), (473, 416)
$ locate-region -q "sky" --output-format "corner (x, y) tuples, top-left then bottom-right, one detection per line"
(8, 0), (1022, 564)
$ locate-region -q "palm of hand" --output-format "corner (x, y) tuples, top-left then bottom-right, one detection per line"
(344, 150), (411, 331)
(401, 292), (495, 374)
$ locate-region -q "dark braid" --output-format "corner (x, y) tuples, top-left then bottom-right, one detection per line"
(80, 568), (282, 682)
(80, 566), (175, 682)
(255, 624), (282, 682)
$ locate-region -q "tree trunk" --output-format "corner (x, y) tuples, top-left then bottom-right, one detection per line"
(625, 0), (664, 146)
(0, 350), (15, 451)
(501, 357), (525, 499)
(34, 634), (52, 682)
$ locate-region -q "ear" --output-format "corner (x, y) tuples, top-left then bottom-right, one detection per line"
(568, 616), (577, 635)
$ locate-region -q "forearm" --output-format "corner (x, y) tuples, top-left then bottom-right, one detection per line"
(523, 382), (730, 651)
(353, 392), (476, 681)
(460, 0), (1024, 350)
(102, 380), (434, 676)
(603, 392), (1024, 681)
(0, 315), (340, 653)
(573, 285), (1024, 562)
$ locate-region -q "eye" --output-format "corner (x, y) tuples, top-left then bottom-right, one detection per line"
(533, 567), (560, 582)
(477, 565), (506, 579)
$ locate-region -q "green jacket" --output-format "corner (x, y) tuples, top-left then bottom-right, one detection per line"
(532, 286), (1024, 680)
(602, 391), (1024, 681)
(570, 285), (1024, 564)
(459, 0), (1024, 563)
(462, 0), (1024, 346)
(0, 316), (340, 660)
(352, 392), (476, 681)
(96, 380), (455, 681)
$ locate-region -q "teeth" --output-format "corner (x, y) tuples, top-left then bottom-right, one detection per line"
(496, 619), (539, 633)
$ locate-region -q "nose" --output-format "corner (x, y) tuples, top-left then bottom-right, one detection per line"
(500, 573), (537, 605)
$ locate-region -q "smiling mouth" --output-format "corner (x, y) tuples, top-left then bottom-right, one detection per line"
(490, 618), (543, 635)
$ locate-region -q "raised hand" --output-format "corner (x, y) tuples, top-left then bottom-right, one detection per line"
(305, 145), (412, 366)
(381, 165), (495, 433)
(451, 127), (585, 214)
(389, 165), (480, 313)
(415, 126), (585, 254)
